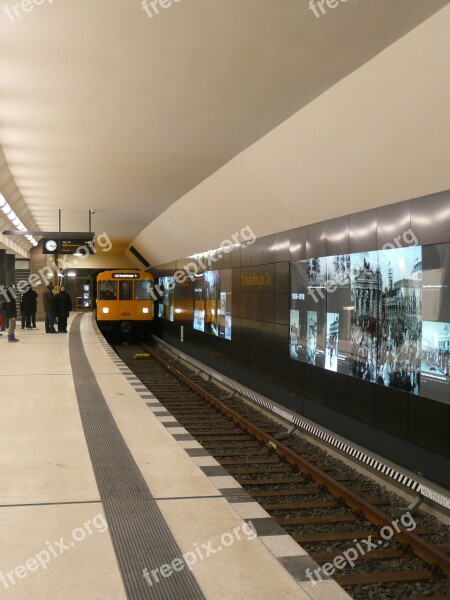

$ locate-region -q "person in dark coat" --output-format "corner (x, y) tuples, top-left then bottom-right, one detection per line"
(54, 285), (72, 333)
(22, 287), (38, 329)
(43, 283), (57, 334)
(5, 285), (19, 342)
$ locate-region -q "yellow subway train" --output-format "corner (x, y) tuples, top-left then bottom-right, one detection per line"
(96, 270), (154, 337)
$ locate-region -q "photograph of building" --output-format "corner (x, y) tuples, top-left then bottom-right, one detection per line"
(325, 313), (339, 372)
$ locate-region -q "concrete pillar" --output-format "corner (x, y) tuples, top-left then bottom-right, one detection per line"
(0, 250), (5, 330)
(5, 253), (15, 287)
(0, 249), (6, 286)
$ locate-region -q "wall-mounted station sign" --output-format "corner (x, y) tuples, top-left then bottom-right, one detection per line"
(43, 238), (95, 255)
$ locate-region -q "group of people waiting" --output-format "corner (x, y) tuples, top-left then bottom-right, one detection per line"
(1, 282), (73, 342)
(43, 283), (73, 334)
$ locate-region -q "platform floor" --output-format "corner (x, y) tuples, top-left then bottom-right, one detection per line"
(0, 314), (350, 599)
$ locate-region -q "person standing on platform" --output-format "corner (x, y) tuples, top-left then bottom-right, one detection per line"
(43, 283), (57, 334)
(5, 285), (19, 342)
(20, 294), (26, 329)
(55, 285), (72, 333)
(22, 287), (38, 329)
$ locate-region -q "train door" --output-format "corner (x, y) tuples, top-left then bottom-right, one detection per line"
(118, 280), (133, 318)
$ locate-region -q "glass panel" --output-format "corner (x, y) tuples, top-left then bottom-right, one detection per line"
(134, 280), (153, 300)
(119, 280), (133, 300)
(193, 275), (205, 332)
(98, 281), (117, 300)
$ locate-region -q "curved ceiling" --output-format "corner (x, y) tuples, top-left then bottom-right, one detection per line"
(0, 0), (447, 252)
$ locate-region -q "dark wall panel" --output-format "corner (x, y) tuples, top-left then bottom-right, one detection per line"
(375, 386), (409, 439)
(409, 396), (449, 456)
(261, 235), (275, 265)
(377, 200), (411, 249)
(305, 364), (325, 404)
(347, 377), (376, 424)
(349, 208), (378, 253)
(240, 240), (252, 267)
(306, 221), (326, 258)
(411, 190), (450, 245)
(231, 245), (241, 268)
(261, 293), (274, 322)
(231, 293), (241, 318)
(325, 215), (349, 256)
(275, 230), (290, 263)
(324, 371), (348, 413)
(250, 238), (263, 266)
(250, 293), (262, 321)
(290, 227), (306, 261)
(274, 293), (289, 325)
(275, 262), (289, 291)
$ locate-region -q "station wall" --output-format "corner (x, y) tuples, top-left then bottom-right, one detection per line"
(152, 191), (450, 488)
(129, 7), (450, 268)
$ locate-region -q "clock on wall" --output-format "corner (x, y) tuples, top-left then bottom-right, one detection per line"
(44, 239), (58, 253)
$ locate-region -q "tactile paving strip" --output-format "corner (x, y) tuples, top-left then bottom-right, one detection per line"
(69, 315), (205, 600)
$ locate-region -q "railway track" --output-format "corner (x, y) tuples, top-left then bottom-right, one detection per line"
(113, 341), (450, 600)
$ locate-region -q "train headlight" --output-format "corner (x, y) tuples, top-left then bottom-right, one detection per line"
(142, 307), (149, 314)
(102, 307), (110, 314)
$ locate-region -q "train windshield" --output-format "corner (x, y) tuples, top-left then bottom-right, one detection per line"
(98, 281), (117, 300)
(135, 280), (153, 300)
(119, 281), (133, 300)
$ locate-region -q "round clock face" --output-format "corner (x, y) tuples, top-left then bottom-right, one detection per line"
(45, 240), (58, 252)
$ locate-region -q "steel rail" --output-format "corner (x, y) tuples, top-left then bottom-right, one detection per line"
(143, 343), (450, 578)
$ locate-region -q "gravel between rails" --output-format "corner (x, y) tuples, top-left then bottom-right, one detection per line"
(114, 343), (450, 600)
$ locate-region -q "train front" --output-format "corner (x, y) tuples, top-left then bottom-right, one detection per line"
(96, 270), (154, 339)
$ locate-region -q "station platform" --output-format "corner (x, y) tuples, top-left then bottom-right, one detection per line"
(0, 313), (350, 600)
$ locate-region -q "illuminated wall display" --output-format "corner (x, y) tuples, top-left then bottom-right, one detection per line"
(193, 270), (232, 340)
(290, 243), (449, 404)
(158, 270), (232, 340)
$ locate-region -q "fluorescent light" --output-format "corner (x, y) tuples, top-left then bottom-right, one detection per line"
(0, 194), (5, 208)
(12, 217), (20, 226)
(18, 224), (26, 231)
(67, 271), (76, 277)
(8, 211), (16, 221)
(1, 202), (11, 215)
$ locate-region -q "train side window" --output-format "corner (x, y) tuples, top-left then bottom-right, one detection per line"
(119, 281), (133, 300)
(98, 281), (117, 300)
